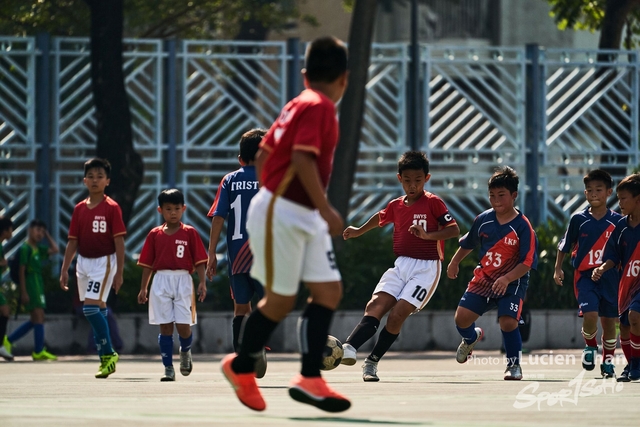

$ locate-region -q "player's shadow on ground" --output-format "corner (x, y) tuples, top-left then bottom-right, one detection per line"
(288, 417), (426, 425)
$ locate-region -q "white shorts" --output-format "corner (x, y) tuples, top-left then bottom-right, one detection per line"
(148, 270), (197, 325)
(76, 254), (117, 303)
(246, 189), (341, 297)
(374, 256), (441, 312)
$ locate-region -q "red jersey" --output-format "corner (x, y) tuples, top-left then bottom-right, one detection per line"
(260, 89), (339, 208)
(379, 191), (457, 261)
(137, 223), (208, 272)
(68, 195), (126, 258)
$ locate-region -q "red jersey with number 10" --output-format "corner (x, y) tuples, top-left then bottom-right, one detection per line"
(378, 191), (457, 261)
(68, 195), (126, 258)
(138, 223), (208, 272)
(259, 89), (338, 208)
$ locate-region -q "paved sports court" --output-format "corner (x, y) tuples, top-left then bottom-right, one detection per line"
(1, 349), (638, 427)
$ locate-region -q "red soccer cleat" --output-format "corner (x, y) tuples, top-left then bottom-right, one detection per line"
(288, 374), (351, 413)
(221, 353), (266, 411)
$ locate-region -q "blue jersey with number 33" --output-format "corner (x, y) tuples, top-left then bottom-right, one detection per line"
(460, 208), (538, 298)
(208, 166), (259, 275)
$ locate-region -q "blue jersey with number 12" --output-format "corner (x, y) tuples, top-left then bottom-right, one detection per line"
(208, 166), (259, 275)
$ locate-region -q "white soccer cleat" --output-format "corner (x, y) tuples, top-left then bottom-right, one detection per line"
(456, 327), (483, 364)
(362, 359), (380, 382)
(340, 343), (357, 366)
(504, 364), (523, 380)
(0, 345), (14, 361)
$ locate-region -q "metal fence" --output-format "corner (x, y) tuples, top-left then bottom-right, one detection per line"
(1, 35), (639, 264)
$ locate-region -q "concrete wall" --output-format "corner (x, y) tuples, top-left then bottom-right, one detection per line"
(5, 309), (587, 356)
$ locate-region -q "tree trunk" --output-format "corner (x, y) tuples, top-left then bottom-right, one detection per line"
(328, 0), (378, 234)
(85, 0), (143, 227)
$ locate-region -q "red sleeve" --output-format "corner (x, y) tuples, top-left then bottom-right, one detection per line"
(431, 197), (457, 227)
(207, 175), (227, 217)
(378, 200), (396, 227)
(68, 205), (80, 240)
(110, 202), (127, 237)
(190, 228), (209, 267)
(260, 126), (276, 153)
(137, 229), (156, 269)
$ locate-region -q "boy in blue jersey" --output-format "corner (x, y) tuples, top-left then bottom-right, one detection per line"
(207, 128), (267, 377)
(592, 173), (640, 382)
(554, 169), (621, 378)
(447, 166), (538, 380)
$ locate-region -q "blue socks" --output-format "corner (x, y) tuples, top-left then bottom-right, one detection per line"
(83, 305), (113, 356)
(159, 334), (173, 367)
(502, 327), (522, 366)
(456, 324), (478, 344)
(8, 320), (34, 343)
(33, 323), (44, 353)
(179, 334), (192, 352)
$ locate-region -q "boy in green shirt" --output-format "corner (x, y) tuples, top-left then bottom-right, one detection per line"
(3, 219), (59, 360)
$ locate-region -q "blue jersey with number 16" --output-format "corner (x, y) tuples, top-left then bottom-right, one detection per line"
(208, 165), (259, 275)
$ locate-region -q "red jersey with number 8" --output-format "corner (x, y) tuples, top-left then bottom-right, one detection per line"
(138, 223), (208, 272)
(68, 195), (126, 258)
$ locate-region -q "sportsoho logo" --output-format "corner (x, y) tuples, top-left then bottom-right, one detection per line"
(513, 370), (623, 410)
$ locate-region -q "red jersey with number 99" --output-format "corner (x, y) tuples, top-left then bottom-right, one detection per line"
(138, 223), (208, 272)
(68, 195), (126, 258)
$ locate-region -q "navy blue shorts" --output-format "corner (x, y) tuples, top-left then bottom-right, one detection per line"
(574, 271), (618, 318)
(458, 290), (523, 321)
(230, 273), (264, 305)
(619, 298), (640, 327)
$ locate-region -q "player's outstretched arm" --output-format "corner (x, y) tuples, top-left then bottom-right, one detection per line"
(410, 223), (460, 241)
(206, 216), (225, 280)
(343, 213), (380, 240)
(59, 239), (78, 291)
(447, 247), (473, 279)
(195, 262), (207, 303)
(553, 251), (566, 286)
(138, 267), (153, 304)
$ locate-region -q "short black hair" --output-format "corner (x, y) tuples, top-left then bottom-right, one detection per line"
(29, 219), (47, 229)
(304, 36), (348, 83)
(398, 151), (429, 175)
(583, 169), (613, 189)
(489, 166), (519, 193)
(239, 128), (267, 164)
(84, 158), (111, 178)
(0, 216), (13, 233)
(158, 188), (185, 206)
(617, 173), (640, 197)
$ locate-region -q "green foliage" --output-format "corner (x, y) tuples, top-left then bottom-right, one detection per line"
(0, 0), (309, 39)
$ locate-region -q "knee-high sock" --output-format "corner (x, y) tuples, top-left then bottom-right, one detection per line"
(630, 332), (640, 360)
(33, 323), (44, 353)
(159, 334), (173, 367)
(298, 303), (334, 377)
(232, 315), (245, 353)
(179, 333), (193, 352)
(0, 315), (8, 341)
(502, 328), (522, 366)
(83, 305), (113, 356)
(8, 320), (34, 344)
(368, 327), (399, 362)
(602, 336), (616, 364)
(232, 309), (279, 374)
(582, 328), (598, 348)
(456, 323), (478, 345)
(345, 315), (380, 349)
(621, 337), (632, 363)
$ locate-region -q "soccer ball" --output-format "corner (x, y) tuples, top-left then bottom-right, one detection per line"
(321, 335), (344, 371)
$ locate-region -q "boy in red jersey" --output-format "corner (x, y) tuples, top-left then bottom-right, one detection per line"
(339, 151), (459, 381)
(138, 189), (208, 381)
(448, 166), (538, 381)
(220, 36), (350, 413)
(60, 158), (126, 378)
(592, 173), (640, 382)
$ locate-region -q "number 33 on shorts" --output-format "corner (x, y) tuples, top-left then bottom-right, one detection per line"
(510, 302), (519, 312)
